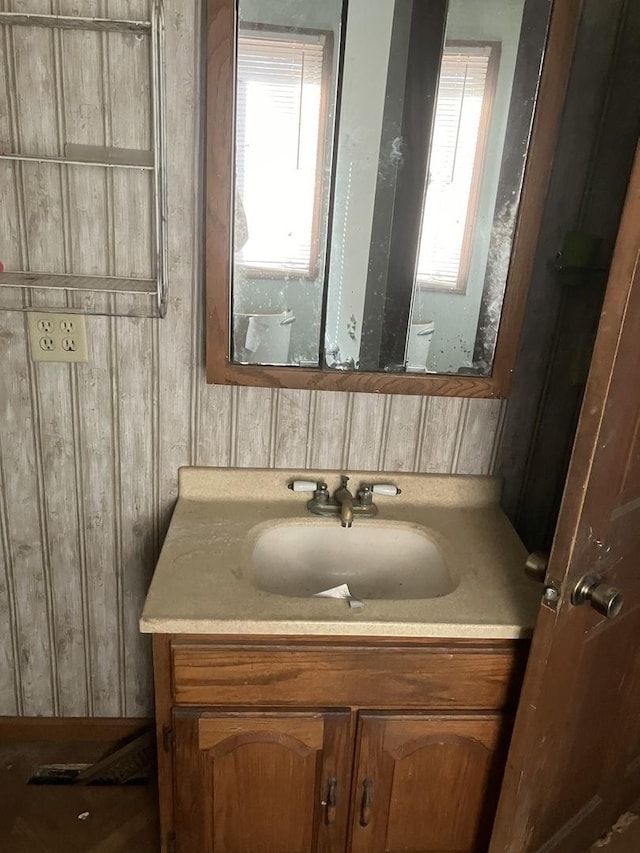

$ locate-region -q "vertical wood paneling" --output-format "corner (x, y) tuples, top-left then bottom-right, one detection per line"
(197, 383), (234, 466)
(0, 25), (10, 150)
(0, 163), (21, 268)
(11, 11), (65, 274)
(0, 459), (20, 715)
(107, 0), (156, 716)
(32, 357), (89, 716)
(157, 0), (201, 537)
(234, 387), (274, 467)
(29, 285), (89, 719)
(114, 316), (156, 715)
(0, 311), (56, 715)
(109, 23), (152, 290)
(1, 6), (27, 281)
(63, 2), (117, 320)
(308, 391), (350, 469)
(0, 30), (20, 268)
(110, 253), (156, 711)
(76, 319), (121, 715)
(59, 7), (122, 706)
(24, 2), (92, 716)
(0, 293), (22, 715)
(273, 389), (312, 468)
(382, 396), (425, 472)
(417, 398), (465, 473)
(455, 399), (505, 476)
(60, 22), (109, 279)
(0, 0), (508, 717)
(346, 393), (387, 470)
(11, 13), (57, 158)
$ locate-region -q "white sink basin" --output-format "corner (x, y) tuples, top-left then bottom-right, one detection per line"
(248, 521), (457, 600)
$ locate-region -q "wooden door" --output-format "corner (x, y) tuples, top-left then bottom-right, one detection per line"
(349, 712), (509, 853)
(490, 146), (640, 852)
(172, 708), (352, 853)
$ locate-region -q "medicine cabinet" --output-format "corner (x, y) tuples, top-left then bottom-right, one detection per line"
(206, 0), (579, 396)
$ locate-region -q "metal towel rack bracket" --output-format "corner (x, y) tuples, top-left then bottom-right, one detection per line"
(0, 2), (168, 318)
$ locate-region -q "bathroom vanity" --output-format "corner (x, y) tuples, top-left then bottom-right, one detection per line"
(141, 468), (539, 852)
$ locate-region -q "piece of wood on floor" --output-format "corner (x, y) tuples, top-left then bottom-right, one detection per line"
(0, 739), (159, 853)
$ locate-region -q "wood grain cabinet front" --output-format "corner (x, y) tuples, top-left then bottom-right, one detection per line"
(172, 709), (353, 853)
(349, 713), (507, 853)
(154, 637), (526, 853)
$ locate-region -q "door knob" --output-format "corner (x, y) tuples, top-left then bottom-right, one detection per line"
(525, 552), (549, 583)
(571, 574), (624, 619)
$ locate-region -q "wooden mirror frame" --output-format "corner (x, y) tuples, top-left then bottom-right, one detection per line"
(206, 0), (581, 397)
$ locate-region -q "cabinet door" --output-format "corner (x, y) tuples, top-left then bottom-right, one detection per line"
(349, 713), (508, 853)
(173, 708), (353, 853)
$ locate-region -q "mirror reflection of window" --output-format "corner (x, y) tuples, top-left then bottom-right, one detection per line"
(225, 0), (550, 380)
(417, 43), (499, 293)
(235, 29), (330, 279)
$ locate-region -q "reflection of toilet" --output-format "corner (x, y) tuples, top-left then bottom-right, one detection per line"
(406, 321), (435, 372)
(233, 310), (295, 365)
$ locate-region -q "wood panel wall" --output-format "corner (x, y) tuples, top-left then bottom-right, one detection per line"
(0, 0), (505, 717)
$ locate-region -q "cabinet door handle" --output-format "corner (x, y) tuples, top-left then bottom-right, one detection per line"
(324, 777), (337, 824)
(360, 778), (373, 827)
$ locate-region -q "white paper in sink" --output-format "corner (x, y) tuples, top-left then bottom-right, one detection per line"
(313, 583), (352, 599)
(313, 584), (363, 608)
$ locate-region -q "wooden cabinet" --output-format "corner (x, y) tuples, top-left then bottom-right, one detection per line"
(350, 713), (506, 853)
(172, 709), (352, 853)
(153, 636), (528, 853)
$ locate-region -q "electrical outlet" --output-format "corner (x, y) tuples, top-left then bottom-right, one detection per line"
(27, 313), (89, 363)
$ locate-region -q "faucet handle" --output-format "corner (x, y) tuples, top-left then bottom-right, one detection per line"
(368, 483), (402, 496)
(288, 480), (326, 492)
(356, 482), (401, 508)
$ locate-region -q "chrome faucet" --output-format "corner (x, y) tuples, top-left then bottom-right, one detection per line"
(288, 476), (401, 527)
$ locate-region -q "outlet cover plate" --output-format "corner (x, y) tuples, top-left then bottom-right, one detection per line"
(27, 313), (89, 363)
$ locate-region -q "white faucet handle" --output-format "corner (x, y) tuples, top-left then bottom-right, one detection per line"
(288, 480), (324, 492)
(371, 484), (401, 496)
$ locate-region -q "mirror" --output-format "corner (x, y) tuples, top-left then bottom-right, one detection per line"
(231, 0), (343, 368)
(207, 0), (573, 394)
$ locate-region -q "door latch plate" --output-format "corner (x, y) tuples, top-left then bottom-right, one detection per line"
(542, 578), (562, 610)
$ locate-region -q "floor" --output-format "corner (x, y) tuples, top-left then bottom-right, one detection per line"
(0, 738), (158, 853)
(0, 737), (638, 852)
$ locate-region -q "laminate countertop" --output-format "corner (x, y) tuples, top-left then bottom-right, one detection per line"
(140, 467), (541, 639)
